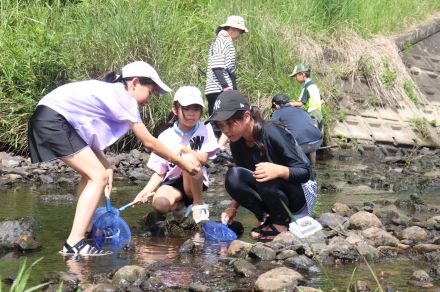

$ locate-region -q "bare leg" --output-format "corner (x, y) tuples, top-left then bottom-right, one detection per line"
(61, 147), (108, 252)
(181, 153), (204, 205)
(152, 185), (183, 214)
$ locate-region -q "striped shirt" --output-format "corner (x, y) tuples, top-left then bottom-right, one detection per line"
(205, 32), (236, 95)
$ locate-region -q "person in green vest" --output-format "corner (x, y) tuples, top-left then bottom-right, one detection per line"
(289, 64), (323, 130)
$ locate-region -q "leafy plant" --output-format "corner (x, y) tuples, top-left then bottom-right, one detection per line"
(338, 110), (346, 122)
(1, 258), (50, 292)
(430, 119), (437, 127)
(411, 118), (431, 140)
(380, 69), (397, 89)
(403, 80), (419, 105)
(367, 95), (381, 107)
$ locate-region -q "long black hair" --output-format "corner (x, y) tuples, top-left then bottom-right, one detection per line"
(102, 71), (156, 87)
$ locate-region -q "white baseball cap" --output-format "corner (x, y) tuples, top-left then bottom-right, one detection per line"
(122, 61), (172, 94)
(173, 86), (205, 107)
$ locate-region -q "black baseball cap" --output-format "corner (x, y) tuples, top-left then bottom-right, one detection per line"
(272, 94), (289, 107)
(207, 90), (251, 121)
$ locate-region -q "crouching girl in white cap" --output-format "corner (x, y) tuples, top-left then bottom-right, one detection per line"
(133, 86), (219, 224)
(28, 61), (200, 256)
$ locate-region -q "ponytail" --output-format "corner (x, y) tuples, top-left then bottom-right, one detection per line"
(103, 71), (123, 83)
(250, 106), (266, 155)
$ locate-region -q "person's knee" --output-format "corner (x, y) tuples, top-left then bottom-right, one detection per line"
(225, 167), (242, 192)
(152, 197), (171, 214)
(88, 170), (108, 187)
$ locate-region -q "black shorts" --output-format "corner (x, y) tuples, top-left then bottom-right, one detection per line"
(161, 176), (208, 207)
(28, 105), (88, 163)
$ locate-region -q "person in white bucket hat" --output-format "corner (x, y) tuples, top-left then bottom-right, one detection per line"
(134, 86), (219, 224)
(205, 16), (249, 156)
(28, 61), (201, 256)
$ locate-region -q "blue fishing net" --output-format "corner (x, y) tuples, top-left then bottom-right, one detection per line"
(91, 207), (131, 250)
(202, 222), (237, 242)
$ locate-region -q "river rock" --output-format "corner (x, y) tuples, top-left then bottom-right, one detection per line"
(413, 243), (440, 253)
(295, 286), (323, 292)
(232, 259), (257, 277)
(84, 283), (115, 291)
(254, 267), (303, 291)
(349, 211), (383, 230)
(398, 226), (429, 241)
(0, 153), (23, 167)
(284, 255), (316, 271)
(318, 212), (348, 231)
(276, 249), (298, 260)
(361, 227), (399, 247)
(179, 239), (196, 254)
(189, 282), (211, 292)
(17, 234), (41, 250)
(355, 241), (379, 260)
(227, 240), (253, 257)
(42, 271), (81, 292)
(318, 240), (360, 265)
(408, 269), (434, 288)
(0, 217), (39, 250)
(249, 243), (276, 261)
(331, 203), (351, 215)
(112, 265), (147, 288)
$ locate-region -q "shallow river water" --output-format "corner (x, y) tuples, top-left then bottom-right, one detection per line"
(0, 158), (439, 290)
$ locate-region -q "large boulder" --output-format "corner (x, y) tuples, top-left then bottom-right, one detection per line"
(254, 267), (303, 291)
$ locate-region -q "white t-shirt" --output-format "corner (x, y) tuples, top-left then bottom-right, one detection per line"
(38, 80), (141, 150)
(147, 122), (219, 186)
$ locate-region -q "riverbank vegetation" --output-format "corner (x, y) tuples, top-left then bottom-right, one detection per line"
(1, 0), (439, 153)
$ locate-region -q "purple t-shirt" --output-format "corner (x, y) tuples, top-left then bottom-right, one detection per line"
(38, 80), (142, 150)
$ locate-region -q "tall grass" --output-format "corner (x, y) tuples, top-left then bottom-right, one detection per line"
(1, 0), (439, 153)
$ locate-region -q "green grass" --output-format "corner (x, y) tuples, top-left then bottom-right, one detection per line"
(1, 0), (440, 153)
(0, 258), (51, 292)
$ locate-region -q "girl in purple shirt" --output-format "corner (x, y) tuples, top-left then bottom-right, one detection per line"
(28, 61), (200, 256)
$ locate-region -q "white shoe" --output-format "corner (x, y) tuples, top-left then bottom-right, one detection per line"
(192, 204), (209, 224)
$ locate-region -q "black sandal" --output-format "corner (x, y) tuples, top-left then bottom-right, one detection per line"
(59, 238), (112, 256)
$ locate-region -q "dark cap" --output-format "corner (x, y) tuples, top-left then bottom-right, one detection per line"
(272, 94), (289, 106)
(207, 90), (250, 121)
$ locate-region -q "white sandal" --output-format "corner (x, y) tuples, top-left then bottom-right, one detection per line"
(192, 204), (209, 224)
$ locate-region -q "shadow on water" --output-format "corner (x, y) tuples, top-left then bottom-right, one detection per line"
(0, 158), (439, 289)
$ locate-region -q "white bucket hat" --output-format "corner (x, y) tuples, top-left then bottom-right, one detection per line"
(122, 61), (172, 94)
(173, 86), (205, 107)
(220, 16), (249, 33)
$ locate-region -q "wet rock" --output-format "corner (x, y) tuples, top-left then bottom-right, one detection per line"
(112, 265), (147, 288)
(349, 280), (371, 292)
(413, 244), (440, 253)
(38, 174), (54, 184)
(320, 183), (340, 193)
(284, 255), (316, 271)
(0, 153), (23, 167)
(128, 168), (148, 182)
(355, 241), (379, 261)
(427, 216), (440, 228)
(276, 249), (298, 260)
(179, 239), (196, 254)
(56, 177), (75, 187)
(17, 234), (41, 251)
(39, 193), (76, 204)
(232, 259), (257, 277)
(272, 231), (300, 246)
(374, 210), (404, 226)
(331, 203), (351, 215)
(189, 282), (211, 292)
(349, 211), (383, 230)
(376, 246), (406, 257)
(249, 243), (276, 261)
(361, 227), (399, 247)
(408, 270), (434, 288)
(409, 194), (425, 205)
(318, 240), (360, 265)
(319, 212), (348, 231)
(295, 286), (323, 292)
(254, 267), (303, 292)
(398, 226), (428, 242)
(227, 240), (252, 257)
(84, 283), (116, 291)
(0, 217), (39, 250)
(42, 271), (80, 292)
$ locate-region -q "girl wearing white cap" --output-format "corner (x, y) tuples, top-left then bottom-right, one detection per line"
(133, 86), (219, 224)
(205, 16), (249, 148)
(28, 61), (200, 256)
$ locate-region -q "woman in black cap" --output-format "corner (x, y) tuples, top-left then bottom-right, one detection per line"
(208, 90), (317, 240)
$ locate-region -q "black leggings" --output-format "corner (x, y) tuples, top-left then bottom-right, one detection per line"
(206, 92), (222, 138)
(225, 167), (306, 225)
